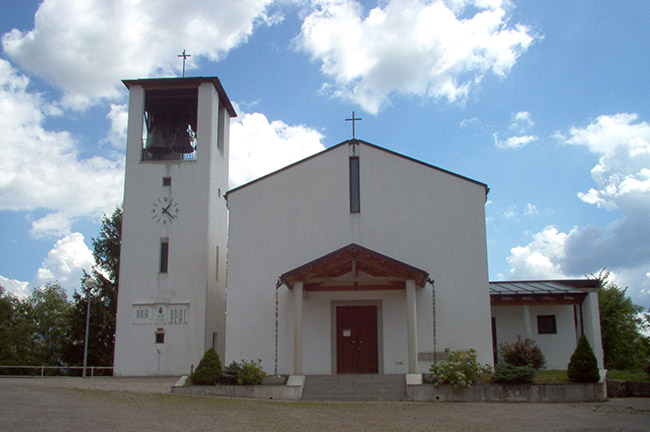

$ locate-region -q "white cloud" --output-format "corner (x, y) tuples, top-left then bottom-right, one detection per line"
(493, 133), (537, 149)
(2, 0), (279, 109)
(510, 111), (534, 131)
(563, 113), (650, 213)
(524, 203), (538, 216)
(0, 59), (124, 238)
(297, 0), (536, 113)
(506, 226), (574, 280)
(506, 113), (650, 307)
(229, 107), (326, 188)
(0, 275), (30, 298)
(105, 104), (128, 150)
(33, 233), (95, 298)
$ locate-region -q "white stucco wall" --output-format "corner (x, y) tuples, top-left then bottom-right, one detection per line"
(225, 142), (492, 375)
(114, 80), (229, 376)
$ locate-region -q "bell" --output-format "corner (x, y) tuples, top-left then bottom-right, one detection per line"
(171, 127), (195, 154)
(146, 128), (171, 156)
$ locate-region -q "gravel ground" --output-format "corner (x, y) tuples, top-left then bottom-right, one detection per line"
(1, 377), (649, 431)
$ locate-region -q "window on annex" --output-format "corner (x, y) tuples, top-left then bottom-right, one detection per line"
(142, 88), (198, 161)
(349, 156), (360, 213)
(537, 315), (557, 334)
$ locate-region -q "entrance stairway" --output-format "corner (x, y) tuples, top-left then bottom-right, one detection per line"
(301, 374), (407, 401)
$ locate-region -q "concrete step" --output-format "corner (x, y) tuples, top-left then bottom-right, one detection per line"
(301, 374), (407, 401)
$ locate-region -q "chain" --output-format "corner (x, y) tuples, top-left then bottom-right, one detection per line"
(428, 278), (437, 363)
(274, 278), (281, 376)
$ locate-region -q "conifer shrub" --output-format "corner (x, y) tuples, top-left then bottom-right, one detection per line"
(498, 338), (546, 370)
(492, 362), (536, 384)
(191, 347), (222, 385)
(567, 336), (600, 382)
(221, 361), (243, 385)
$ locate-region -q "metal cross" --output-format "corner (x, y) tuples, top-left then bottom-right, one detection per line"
(345, 111), (362, 138)
(178, 49), (191, 77)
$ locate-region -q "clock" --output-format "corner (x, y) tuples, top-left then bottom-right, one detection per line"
(151, 196), (179, 225)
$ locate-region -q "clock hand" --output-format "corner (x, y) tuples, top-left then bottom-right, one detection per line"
(162, 207), (176, 218)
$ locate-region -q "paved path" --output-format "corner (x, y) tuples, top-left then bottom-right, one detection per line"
(1, 377), (649, 431)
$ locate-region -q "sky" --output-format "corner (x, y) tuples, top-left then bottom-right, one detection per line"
(0, 0), (649, 309)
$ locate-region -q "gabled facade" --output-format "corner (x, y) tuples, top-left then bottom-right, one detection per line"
(225, 139), (494, 375)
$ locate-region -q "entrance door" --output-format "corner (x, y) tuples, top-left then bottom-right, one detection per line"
(336, 306), (378, 374)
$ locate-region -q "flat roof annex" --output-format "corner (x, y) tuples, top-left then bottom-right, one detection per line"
(489, 279), (601, 306)
(122, 76), (237, 118)
(226, 139), (489, 199)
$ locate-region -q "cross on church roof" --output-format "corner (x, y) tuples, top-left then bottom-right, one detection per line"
(178, 49), (191, 77)
(345, 111), (362, 138)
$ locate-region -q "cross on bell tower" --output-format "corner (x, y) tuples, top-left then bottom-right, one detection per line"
(178, 49), (191, 77)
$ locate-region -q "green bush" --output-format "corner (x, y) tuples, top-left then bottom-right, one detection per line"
(429, 348), (492, 388)
(492, 362), (536, 384)
(221, 361), (242, 385)
(645, 361), (650, 378)
(567, 336), (600, 382)
(191, 347), (222, 385)
(498, 338), (546, 370)
(237, 359), (266, 385)
(220, 359), (266, 385)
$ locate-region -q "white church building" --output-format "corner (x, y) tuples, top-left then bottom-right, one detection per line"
(113, 76), (603, 377)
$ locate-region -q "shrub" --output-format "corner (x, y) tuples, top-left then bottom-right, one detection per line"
(237, 359), (266, 385)
(567, 336), (600, 383)
(429, 348), (492, 388)
(492, 362), (536, 384)
(221, 361), (243, 385)
(191, 347), (222, 385)
(646, 361), (650, 378)
(498, 338), (546, 370)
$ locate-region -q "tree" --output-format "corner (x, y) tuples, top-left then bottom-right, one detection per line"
(29, 282), (71, 366)
(0, 285), (39, 368)
(568, 336), (600, 382)
(594, 271), (650, 370)
(63, 207), (122, 370)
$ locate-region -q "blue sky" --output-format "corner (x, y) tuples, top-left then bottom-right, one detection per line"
(1, 0), (649, 309)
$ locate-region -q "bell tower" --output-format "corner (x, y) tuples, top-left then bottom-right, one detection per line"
(114, 77), (236, 376)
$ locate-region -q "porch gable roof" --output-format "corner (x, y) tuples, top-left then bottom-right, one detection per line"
(280, 243), (429, 292)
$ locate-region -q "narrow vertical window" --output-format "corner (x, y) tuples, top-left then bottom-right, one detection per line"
(349, 157), (360, 213)
(160, 239), (169, 273)
(215, 246), (219, 281)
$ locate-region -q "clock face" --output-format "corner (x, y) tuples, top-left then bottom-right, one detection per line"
(151, 196), (179, 225)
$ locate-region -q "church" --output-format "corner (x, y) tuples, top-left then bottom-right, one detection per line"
(113, 76), (603, 377)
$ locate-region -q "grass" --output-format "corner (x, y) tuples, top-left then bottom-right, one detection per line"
(607, 370), (650, 382)
(534, 370), (571, 384)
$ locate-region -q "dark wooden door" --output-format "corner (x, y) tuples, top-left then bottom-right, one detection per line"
(336, 306), (378, 374)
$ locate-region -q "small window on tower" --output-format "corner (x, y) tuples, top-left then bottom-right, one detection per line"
(163, 177), (172, 186)
(155, 331), (165, 344)
(160, 239), (169, 273)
